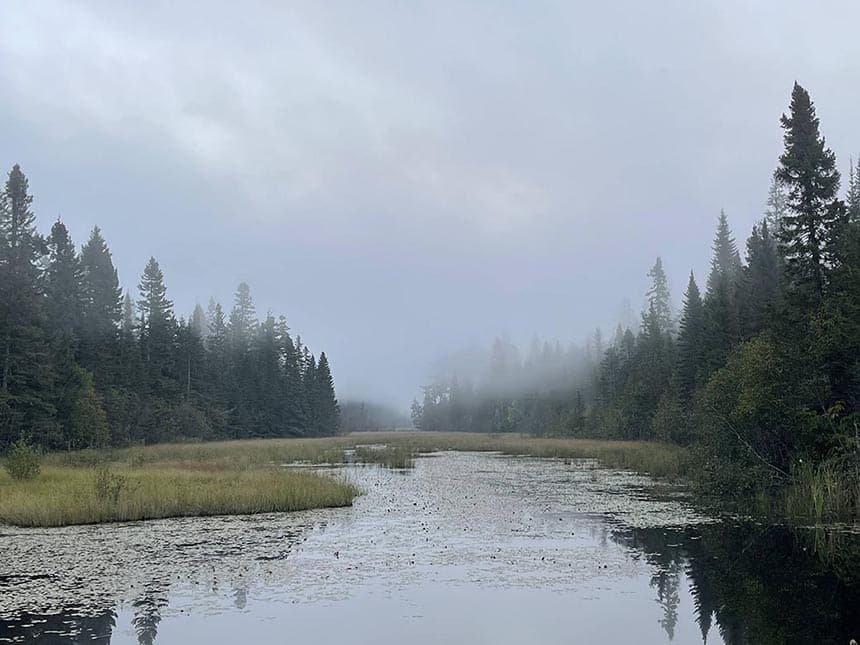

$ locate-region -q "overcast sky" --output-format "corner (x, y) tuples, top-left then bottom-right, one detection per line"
(2, 1), (859, 407)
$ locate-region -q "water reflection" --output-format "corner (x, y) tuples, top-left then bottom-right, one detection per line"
(614, 522), (860, 644)
(1, 454), (859, 644)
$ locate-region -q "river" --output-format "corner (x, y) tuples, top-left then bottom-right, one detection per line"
(1, 452), (858, 643)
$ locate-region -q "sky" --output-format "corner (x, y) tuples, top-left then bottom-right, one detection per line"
(1, 0), (859, 408)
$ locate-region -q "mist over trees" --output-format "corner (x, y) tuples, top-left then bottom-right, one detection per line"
(0, 168), (339, 449)
(413, 82), (860, 497)
(340, 400), (411, 432)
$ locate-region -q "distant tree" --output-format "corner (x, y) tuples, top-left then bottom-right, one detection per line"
(79, 226), (122, 377)
(674, 272), (705, 398)
(707, 210), (742, 294)
(847, 157), (860, 224)
(137, 257), (175, 392)
(739, 221), (782, 337)
(45, 219), (84, 337)
(228, 282), (257, 352)
(764, 172), (789, 233)
(646, 257), (673, 334)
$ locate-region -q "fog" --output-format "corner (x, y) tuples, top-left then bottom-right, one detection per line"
(3, 1), (860, 409)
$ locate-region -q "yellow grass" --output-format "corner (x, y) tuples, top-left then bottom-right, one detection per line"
(2, 432), (688, 528)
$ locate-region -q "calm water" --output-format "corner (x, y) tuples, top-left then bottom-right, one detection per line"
(1, 452), (859, 644)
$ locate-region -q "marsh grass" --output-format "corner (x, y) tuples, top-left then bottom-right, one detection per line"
(4, 431), (687, 528)
(783, 461), (859, 521)
(42, 432), (689, 478)
(0, 466), (359, 528)
(353, 444), (416, 469)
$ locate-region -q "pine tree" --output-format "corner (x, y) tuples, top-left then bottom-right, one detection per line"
(847, 157), (860, 224)
(0, 164), (56, 446)
(707, 210), (742, 293)
(228, 282), (257, 352)
(312, 352), (339, 435)
(190, 303), (207, 337)
(121, 291), (135, 335)
(646, 257), (673, 334)
(79, 226), (122, 376)
(277, 316), (307, 436)
(45, 219), (84, 337)
(775, 82), (844, 300)
(740, 221), (782, 337)
(137, 257), (175, 390)
(675, 272), (705, 398)
(764, 172), (789, 233)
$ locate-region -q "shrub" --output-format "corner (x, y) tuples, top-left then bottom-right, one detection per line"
(93, 464), (134, 504)
(3, 439), (42, 481)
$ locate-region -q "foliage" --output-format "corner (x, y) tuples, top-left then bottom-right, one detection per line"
(0, 165), (341, 450)
(3, 438), (42, 480)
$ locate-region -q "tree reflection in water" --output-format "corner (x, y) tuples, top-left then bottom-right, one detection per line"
(614, 522), (860, 644)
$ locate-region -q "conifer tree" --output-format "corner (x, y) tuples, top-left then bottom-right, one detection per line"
(312, 352), (339, 435)
(674, 272), (705, 398)
(707, 210), (742, 293)
(646, 257), (673, 334)
(847, 157), (860, 224)
(775, 82), (844, 300)
(0, 164), (55, 446)
(45, 220), (84, 337)
(740, 222), (782, 337)
(764, 172), (789, 233)
(79, 226), (122, 374)
(228, 282), (257, 352)
(137, 257), (175, 389)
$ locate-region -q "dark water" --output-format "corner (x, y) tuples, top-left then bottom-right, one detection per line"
(1, 452), (858, 644)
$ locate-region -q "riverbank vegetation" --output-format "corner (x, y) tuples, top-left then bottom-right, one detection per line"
(412, 83), (860, 519)
(1, 432), (686, 527)
(1, 445), (359, 528)
(0, 166), (340, 452)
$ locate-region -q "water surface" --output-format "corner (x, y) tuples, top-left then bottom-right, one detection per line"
(1, 452), (858, 643)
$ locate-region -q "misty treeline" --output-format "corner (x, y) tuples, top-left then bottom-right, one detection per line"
(0, 168), (339, 450)
(414, 83), (860, 498)
(339, 400), (410, 433)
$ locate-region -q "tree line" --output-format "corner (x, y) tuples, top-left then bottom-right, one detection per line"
(413, 83), (860, 497)
(0, 167), (339, 450)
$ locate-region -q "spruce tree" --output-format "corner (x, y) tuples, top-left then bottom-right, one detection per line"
(645, 257), (673, 334)
(45, 219), (84, 337)
(674, 272), (705, 398)
(775, 82), (844, 300)
(847, 157), (860, 224)
(312, 352), (339, 435)
(0, 164), (56, 446)
(137, 257), (175, 389)
(764, 172), (788, 233)
(740, 222), (782, 337)
(228, 282), (257, 352)
(707, 210), (742, 293)
(79, 226), (122, 373)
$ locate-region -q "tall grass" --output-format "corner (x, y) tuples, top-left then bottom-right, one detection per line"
(3, 431), (689, 528)
(42, 432), (689, 478)
(0, 466), (359, 528)
(783, 461), (859, 521)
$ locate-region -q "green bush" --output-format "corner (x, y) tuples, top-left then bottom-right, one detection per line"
(3, 439), (42, 481)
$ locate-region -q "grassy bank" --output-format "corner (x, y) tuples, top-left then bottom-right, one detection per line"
(0, 462), (358, 529)
(44, 432), (689, 478)
(2, 432), (689, 528)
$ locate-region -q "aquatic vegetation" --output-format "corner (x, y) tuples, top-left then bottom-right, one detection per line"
(353, 444), (416, 469)
(0, 464), (359, 528)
